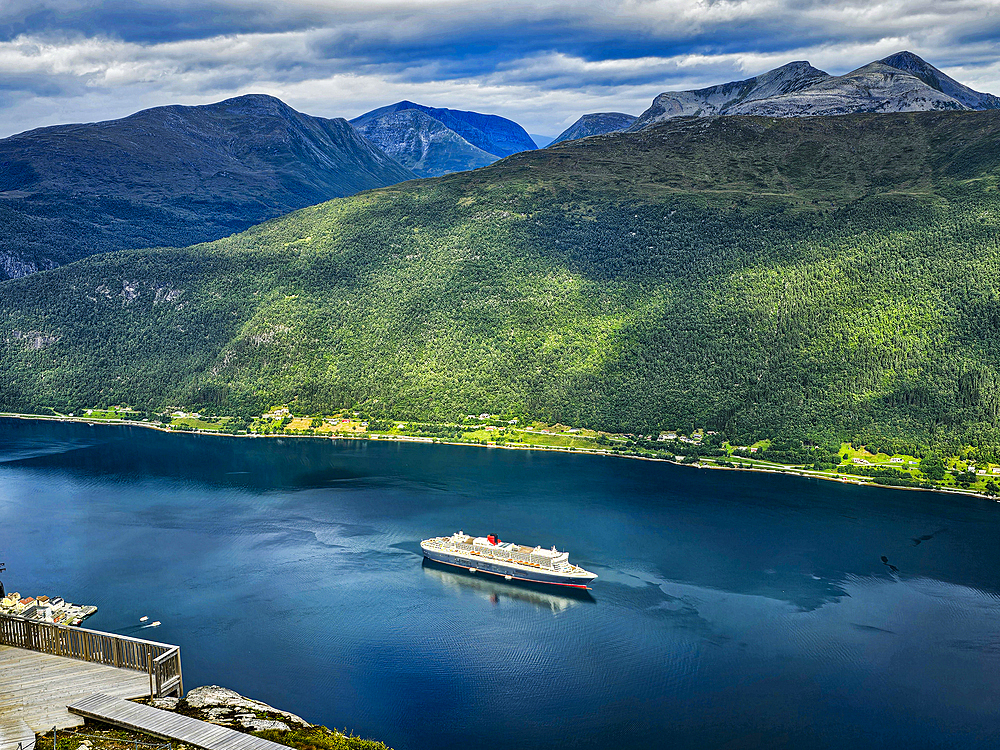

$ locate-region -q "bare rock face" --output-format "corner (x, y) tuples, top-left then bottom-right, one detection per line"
(728, 62), (967, 117)
(242, 719), (291, 732)
(631, 52), (1000, 130)
(632, 61), (830, 127)
(879, 51), (1000, 110)
(184, 685), (310, 728)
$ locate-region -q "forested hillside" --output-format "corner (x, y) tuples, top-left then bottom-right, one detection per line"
(3, 111), (1000, 449)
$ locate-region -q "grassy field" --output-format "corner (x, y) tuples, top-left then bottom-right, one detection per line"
(170, 416), (227, 431)
(81, 407), (143, 421)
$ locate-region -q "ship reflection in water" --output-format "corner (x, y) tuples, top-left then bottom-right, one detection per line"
(421, 558), (596, 611)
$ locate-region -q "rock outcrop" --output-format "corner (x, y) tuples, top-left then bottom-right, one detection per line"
(179, 685), (311, 732)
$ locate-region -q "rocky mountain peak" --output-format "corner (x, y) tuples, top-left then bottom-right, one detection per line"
(742, 60), (830, 98)
(351, 107), (496, 177)
(879, 51), (1000, 109)
(760, 60), (828, 82)
(881, 51), (933, 73)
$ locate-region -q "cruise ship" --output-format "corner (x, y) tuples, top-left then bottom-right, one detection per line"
(420, 531), (597, 588)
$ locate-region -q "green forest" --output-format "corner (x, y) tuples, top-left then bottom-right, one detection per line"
(3, 111), (1000, 453)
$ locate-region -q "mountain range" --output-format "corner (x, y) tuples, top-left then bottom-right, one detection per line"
(542, 52), (1000, 145)
(0, 94), (415, 280)
(1, 52), (991, 281)
(631, 51), (1000, 129)
(350, 101), (537, 177)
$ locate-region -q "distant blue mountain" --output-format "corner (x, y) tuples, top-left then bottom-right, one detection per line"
(550, 113), (637, 145)
(351, 101), (536, 177)
(351, 108), (498, 178)
(0, 94), (416, 280)
(530, 134), (556, 147)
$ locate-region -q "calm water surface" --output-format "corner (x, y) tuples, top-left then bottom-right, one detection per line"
(2, 418), (1000, 749)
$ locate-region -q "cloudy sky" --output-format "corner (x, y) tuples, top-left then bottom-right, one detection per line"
(1, 0), (999, 138)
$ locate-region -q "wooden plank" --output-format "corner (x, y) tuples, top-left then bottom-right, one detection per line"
(67, 695), (289, 750)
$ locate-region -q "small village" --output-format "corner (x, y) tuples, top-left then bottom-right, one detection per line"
(0, 591), (97, 626)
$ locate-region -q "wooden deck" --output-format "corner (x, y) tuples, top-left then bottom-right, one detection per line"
(0, 645), (150, 735)
(68, 694), (289, 750)
(0, 716), (34, 750)
(0, 615), (182, 699)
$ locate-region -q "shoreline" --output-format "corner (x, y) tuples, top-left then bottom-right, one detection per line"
(1, 411), (995, 503)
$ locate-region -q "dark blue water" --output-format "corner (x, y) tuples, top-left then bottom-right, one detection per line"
(3, 418), (1000, 749)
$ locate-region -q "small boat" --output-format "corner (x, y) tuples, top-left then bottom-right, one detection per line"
(421, 531), (596, 588)
(139, 615), (148, 622)
(149, 621), (161, 627)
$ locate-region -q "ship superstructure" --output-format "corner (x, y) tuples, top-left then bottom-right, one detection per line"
(420, 531), (597, 588)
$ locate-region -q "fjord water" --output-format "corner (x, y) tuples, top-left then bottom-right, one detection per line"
(3, 419), (1000, 749)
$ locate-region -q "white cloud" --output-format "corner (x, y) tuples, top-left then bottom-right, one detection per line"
(0, 0), (997, 137)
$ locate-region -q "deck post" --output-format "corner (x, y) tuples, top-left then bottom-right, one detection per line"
(148, 644), (154, 697)
(175, 649), (184, 698)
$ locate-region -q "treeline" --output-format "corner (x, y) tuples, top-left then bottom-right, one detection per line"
(731, 440), (843, 467)
(836, 465), (935, 489)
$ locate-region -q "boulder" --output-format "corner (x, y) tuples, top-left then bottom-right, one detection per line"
(184, 686), (310, 727)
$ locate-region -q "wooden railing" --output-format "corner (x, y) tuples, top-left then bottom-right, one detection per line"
(0, 613), (183, 697)
(153, 646), (183, 697)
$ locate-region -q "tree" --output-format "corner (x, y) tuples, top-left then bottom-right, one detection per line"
(955, 471), (976, 488)
(919, 454), (946, 481)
